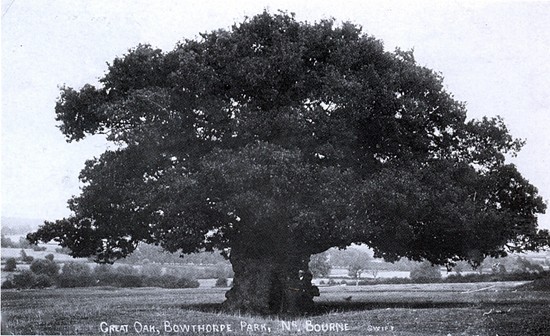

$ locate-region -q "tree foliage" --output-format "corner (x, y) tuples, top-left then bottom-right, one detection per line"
(30, 259), (60, 278)
(3, 258), (17, 272)
(309, 251), (332, 278)
(28, 11), (548, 314)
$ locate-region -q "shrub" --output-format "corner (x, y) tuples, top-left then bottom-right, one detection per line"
(491, 263), (507, 274)
(143, 275), (199, 288)
(1, 279), (16, 289)
(55, 247), (71, 254)
(166, 264), (233, 279)
(94, 264), (113, 274)
(176, 277), (199, 288)
(115, 265), (137, 275)
(147, 274), (179, 288)
(143, 275), (164, 288)
(515, 257), (544, 273)
(215, 277), (228, 287)
(33, 274), (54, 288)
(45, 254), (55, 261)
(3, 258), (17, 271)
(140, 263), (163, 277)
(6, 271), (55, 289)
(62, 262), (91, 276)
(213, 264), (234, 278)
(114, 274), (143, 287)
(518, 275), (550, 291)
(410, 262), (442, 282)
(58, 274), (96, 288)
(32, 245), (47, 252)
(327, 278), (337, 286)
(1, 234), (15, 248)
(20, 249), (34, 263)
(18, 237), (31, 248)
(11, 271), (36, 289)
(57, 262), (94, 287)
(95, 271), (117, 287)
(30, 259), (60, 277)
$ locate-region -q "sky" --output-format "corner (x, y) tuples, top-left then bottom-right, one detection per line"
(1, 0), (549, 230)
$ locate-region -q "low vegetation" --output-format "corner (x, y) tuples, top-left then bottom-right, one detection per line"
(1, 259), (199, 290)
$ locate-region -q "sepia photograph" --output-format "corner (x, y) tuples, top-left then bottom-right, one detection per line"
(2, 0), (550, 335)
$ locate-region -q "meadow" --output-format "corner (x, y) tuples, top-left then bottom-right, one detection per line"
(2, 281), (549, 335)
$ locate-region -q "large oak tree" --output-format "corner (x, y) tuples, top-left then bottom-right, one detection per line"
(29, 11), (548, 315)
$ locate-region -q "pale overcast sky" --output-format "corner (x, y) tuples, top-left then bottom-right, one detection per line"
(2, 0), (549, 230)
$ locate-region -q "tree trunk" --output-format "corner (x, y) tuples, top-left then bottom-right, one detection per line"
(222, 246), (318, 316)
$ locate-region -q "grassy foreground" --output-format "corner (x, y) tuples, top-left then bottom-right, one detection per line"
(1, 281), (549, 335)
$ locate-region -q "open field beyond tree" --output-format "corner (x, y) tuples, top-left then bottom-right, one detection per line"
(2, 281), (549, 335)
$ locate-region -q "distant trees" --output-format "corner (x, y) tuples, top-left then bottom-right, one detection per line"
(1, 234), (15, 248)
(513, 256), (544, 273)
(309, 251), (331, 278)
(328, 248), (371, 280)
(1, 234), (40, 249)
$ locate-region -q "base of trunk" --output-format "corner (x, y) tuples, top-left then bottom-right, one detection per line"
(222, 254), (318, 315)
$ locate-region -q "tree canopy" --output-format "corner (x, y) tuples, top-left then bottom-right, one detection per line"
(29, 11), (548, 314)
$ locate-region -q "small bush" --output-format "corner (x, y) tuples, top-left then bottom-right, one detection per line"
(94, 264), (113, 274)
(62, 262), (91, 276)
(33, 274), (54, 288)
(20, 250), (34, 263)
(11, 271), (36, 289)
(30, 259), (60, 277)
(150, 275), (179, 288)
(32, 245), (47, 252)
(1, 234), (15, 248)
(143, 275), (199, 288)
(18, 237), (31, 248)
(410, 262), (442, 282)
(10, 270), (55, 289)
(140, 263), (163, 277)
(518, 275), (550, 291)
(115, 274), (143, 287)
(115, 265), (137, 275)
(143, 275), (167, 288)
(55, 247), (71, 254)
(215, 277), (228, 287)
(4, 258), (17, 271)
(58, 274), (96, 288)
(176, 277), (199, 288)
(327, 278), (337, 286)
(95, 271), (117, 287)
(1, 279), (16, 289)
(45, 254), (55, 261)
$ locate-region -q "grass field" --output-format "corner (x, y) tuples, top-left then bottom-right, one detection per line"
(1, 281), (549, 335)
